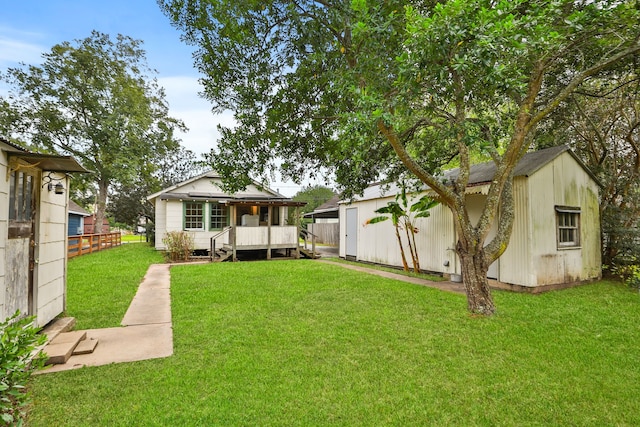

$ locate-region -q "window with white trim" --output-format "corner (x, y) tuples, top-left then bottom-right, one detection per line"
(184, 202), (204, 230)
(210, 202), (228, 230)
(556, 207), (580, 248)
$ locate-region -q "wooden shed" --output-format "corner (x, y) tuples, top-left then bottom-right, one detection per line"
(148, 171), (308, 261)
(68, 200), (90, 236)
(1, 138), (87, 326)
(339, 146), (602, 291)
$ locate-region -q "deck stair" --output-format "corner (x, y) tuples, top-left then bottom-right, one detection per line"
(299, 247), (321, 259)
(43, 330), (99, 365)
(213, 245), (233, 262)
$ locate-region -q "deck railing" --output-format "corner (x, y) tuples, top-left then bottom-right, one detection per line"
(67, 232), (122, 259)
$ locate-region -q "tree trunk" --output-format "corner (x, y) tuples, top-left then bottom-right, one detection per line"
(404, 225), (419, 273)
(394, 225), (410, 272)
(93, 180), (109, 234)
(457, 246), (496, 315)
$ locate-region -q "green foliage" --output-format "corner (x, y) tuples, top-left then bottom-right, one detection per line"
(162, 231), (195, 262)
(288, 185), (336, 226)
(108, 146), (205, 230)
(292, 185), (335, 216)
(608, 259), (640, 290)
(0, 311), (46, 426)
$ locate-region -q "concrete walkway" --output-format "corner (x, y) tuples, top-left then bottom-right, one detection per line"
(319, 259), (466, 294)
(39, 264), (173, 374)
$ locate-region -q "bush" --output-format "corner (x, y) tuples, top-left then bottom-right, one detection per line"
(1, 311), (47, 426)
(609, 260), (640, 290)
(162, 231), (194, 262)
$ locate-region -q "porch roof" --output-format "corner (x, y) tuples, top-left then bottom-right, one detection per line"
(224, 199), (307, 207)
(157, 192), (306, 207)
(6, 150), (89, 173)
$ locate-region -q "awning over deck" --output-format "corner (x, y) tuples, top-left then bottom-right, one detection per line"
(224, 199), (307, 207)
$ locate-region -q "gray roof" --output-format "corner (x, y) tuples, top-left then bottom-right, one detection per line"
(351, 145), (599, 202)
(303, 194), (340, 218)
(444, 145), (584, 186)
(69, 200), (90, 216)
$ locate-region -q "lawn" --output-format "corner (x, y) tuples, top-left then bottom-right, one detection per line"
(65, 243), (164, 329)
(28, 245), (640, 425)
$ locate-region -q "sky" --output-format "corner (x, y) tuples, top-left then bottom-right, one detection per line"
(0, 1), (315, 196)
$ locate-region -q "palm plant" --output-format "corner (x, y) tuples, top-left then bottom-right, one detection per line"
(366, 184), (439, 272)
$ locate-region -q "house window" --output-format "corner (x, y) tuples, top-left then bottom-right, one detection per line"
(556, 207), (580, 248)
(8, 170), (35, 239)
(210, 202), (228, 230)
(184, 202), (204, 230)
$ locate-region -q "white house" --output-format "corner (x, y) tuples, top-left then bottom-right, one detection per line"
(148, 171), (308, 260)
(339, 145), (602, 291)
(1, 138), (87, 326)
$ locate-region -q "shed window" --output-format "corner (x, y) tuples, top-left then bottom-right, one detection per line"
(556, 207), (580, 248)
(210, 202), (228, 230)
(8, 170), (35, 239)
(184, 202), (204, 230)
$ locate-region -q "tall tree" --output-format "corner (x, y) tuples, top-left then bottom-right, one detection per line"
(293, 185), (336, 216)
(161, 0), (640, 314)
(108, 146), (206, 230)
(1, 31), (186, 233)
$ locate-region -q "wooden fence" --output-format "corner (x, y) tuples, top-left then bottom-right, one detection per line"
(68, 233), (122, 259)
(307, 223), (339, 246)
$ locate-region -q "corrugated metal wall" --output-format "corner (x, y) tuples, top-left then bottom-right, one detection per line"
(499, 177), (534, 286)
(338, 151), (601, 288)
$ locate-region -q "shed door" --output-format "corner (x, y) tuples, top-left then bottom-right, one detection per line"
(345, 208), (357, 260)
(6, 170), (37, 318)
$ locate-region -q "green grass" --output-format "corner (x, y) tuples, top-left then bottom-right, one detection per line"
(28, 246), (640, 425)
(65, 243), (164, 329)
(120, 234), (148, 243)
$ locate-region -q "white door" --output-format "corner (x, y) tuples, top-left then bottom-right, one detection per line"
(345, 208), (357, 259)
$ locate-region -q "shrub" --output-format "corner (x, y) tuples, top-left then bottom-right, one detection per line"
(0, 311), (47, 426)
(609, 261), (640, 290)
(162, 231), (195, 262)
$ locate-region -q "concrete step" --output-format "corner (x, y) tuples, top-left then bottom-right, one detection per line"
(44, 330), (87, 365)
(73, 337), (99, 355)
(41, 317), (76, 342)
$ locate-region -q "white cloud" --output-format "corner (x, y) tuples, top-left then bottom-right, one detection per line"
(158, 76), (235, 156)
(0, 28), (46, 68)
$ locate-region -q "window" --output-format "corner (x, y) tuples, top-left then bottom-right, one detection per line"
(8, 170), (35, 238)
(184, 202), (204, 230)
(556, 207), (580, 248)
(210, 202), (228, 230)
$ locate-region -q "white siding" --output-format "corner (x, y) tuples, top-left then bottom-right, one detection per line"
(340, 194), (456, 274)
(0, 149), (8, 319)
(526, 152), (601, 285)
(154, 198), (167, 250)
(152, 174), (288, 251)
(164, 175), (276, 199)
(35, 173), (69, 326)
(339, 151), (601, 288)
(499, 177), (535, 286)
